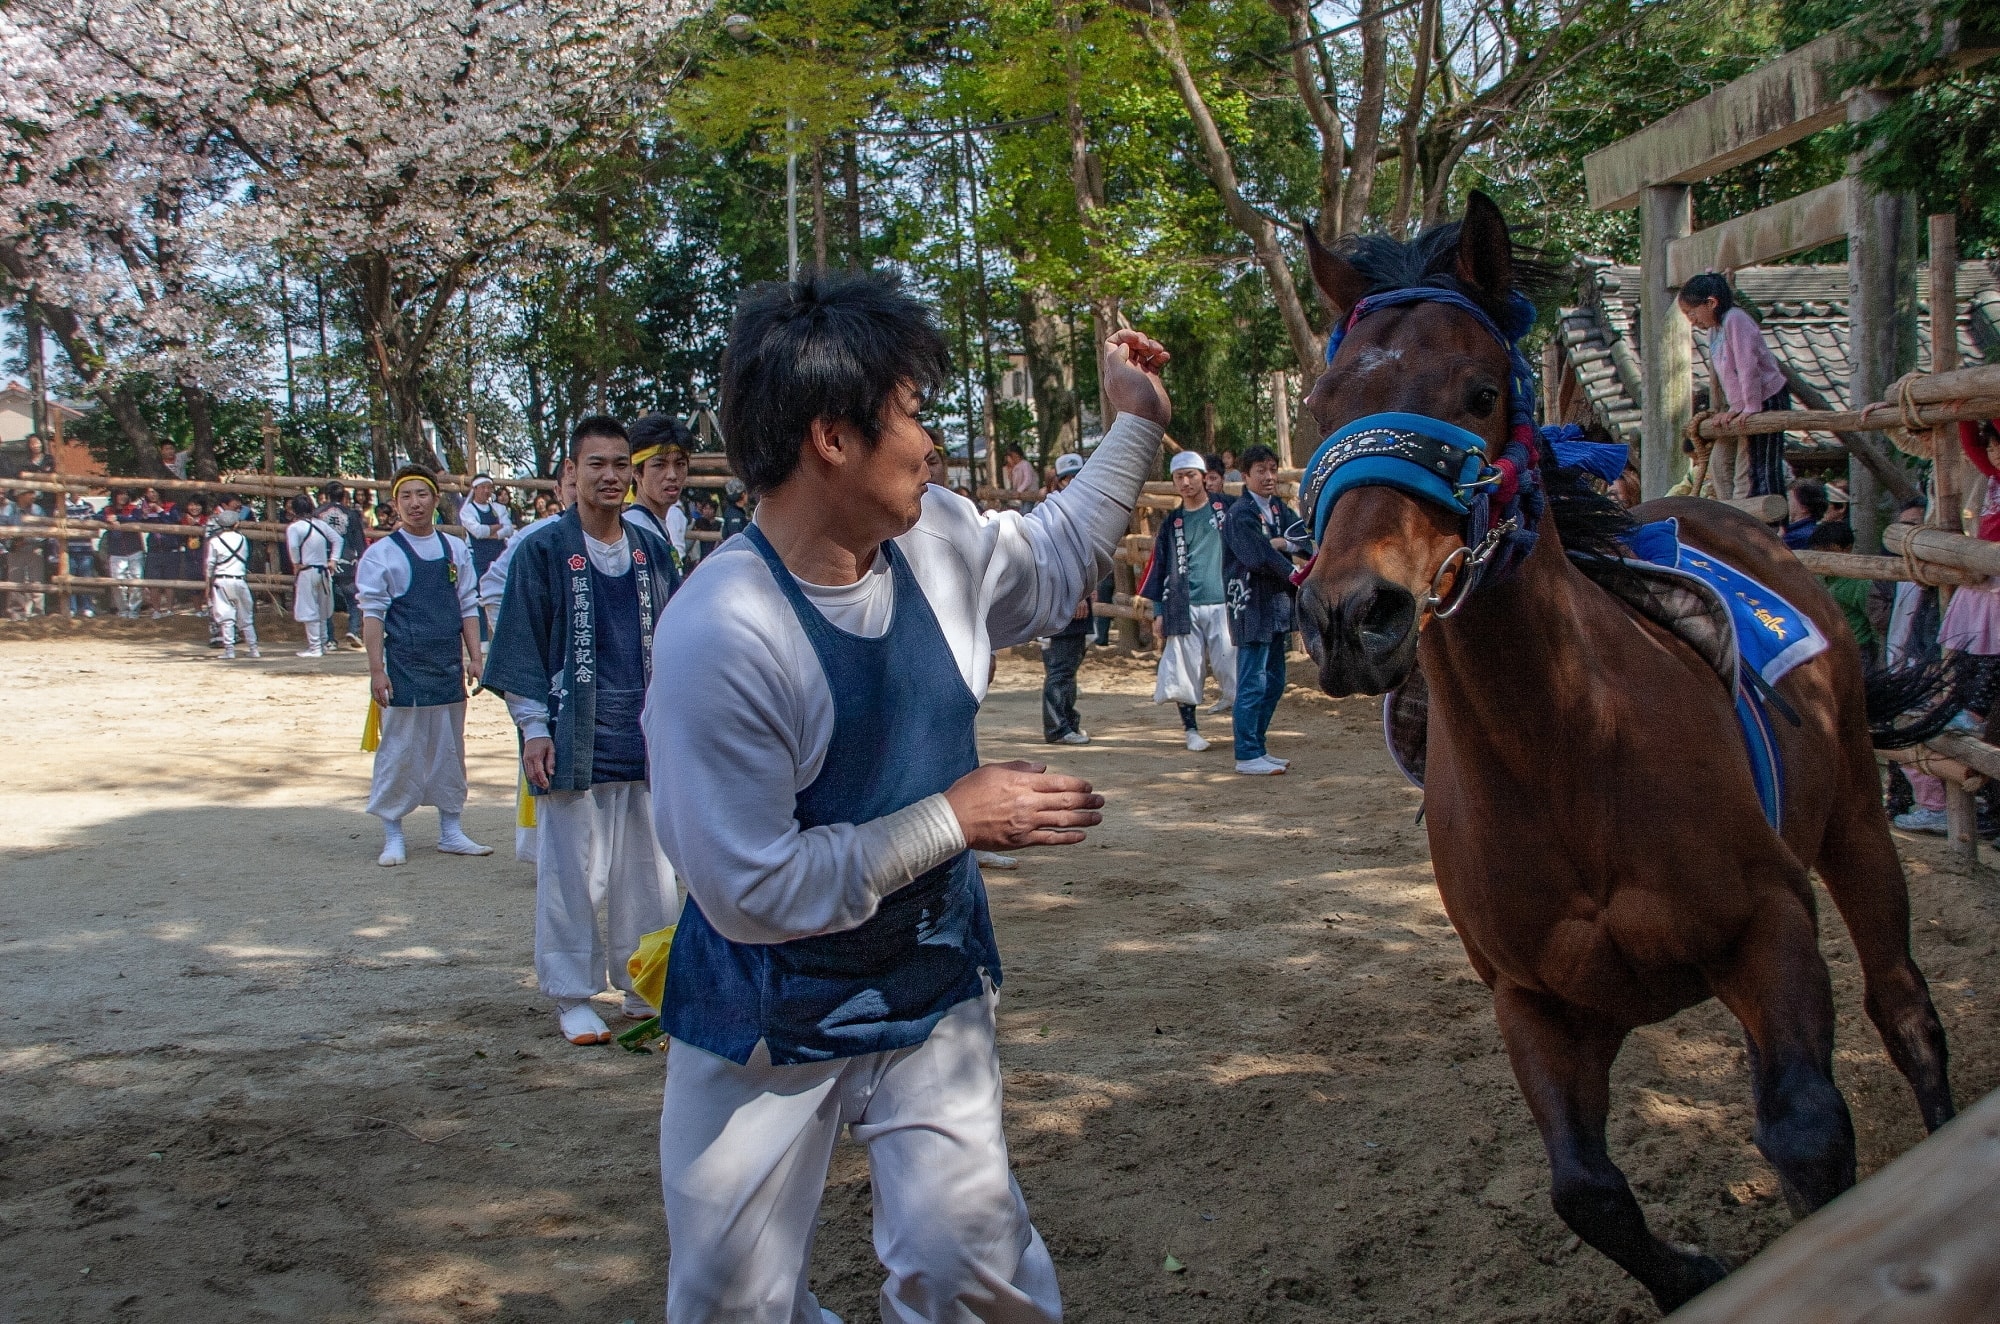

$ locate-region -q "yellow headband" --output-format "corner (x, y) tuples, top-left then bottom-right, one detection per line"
(630, 442), (686, 470)
(391, 473), (439, 499)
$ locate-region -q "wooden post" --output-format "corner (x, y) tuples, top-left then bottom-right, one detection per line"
(260, 408), (281, 578)
(1846, 89), (1918, 555)
(1928, 214), (1963, 545)
(1641, 184), (1692, 500)
(1945, 780), (1980, 866)
(1541, 340), (1563, 427)
(1112, 558), (1139, 653)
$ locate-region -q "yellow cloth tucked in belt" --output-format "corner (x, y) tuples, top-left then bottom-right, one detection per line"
(627, 925), (676, 1013)
(361, 699), (382, 752)
(516, 768), (538, 828)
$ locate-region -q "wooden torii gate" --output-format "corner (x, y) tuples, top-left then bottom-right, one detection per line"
(1581, 23), (1996, 551)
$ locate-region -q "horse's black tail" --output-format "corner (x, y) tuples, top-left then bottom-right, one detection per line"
(1866, 650), (1984, 749)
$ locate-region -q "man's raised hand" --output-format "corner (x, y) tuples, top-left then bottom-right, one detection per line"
(1102, 329), (1172, 427)
(944, 760), (1105, 850)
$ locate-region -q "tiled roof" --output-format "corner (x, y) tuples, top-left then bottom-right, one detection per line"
(1554, 263), (2000, 455)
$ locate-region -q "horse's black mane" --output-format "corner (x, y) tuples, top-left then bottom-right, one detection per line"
(1332, 219), (1629, 558)
(1330, 221), (1562, 329)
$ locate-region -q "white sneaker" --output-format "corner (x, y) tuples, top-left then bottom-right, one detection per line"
(1185, 729), (1210, 752)
(344, 632), (362, 649)
(620, 994), (654, 1020)
(296, 647), (324, 658)
(974, 850), (1018, 870)
(218, 649), (236, 661)
(1893, 808), (1949, 835)
(1208, 700), (1230, 714)
(247, 646), (261, 659)
(1235, 756), (1287, 776)
(1267, 756), (1291, 769)
(1057, 730), (1091, 746)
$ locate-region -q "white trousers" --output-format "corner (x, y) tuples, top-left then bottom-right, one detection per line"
(209, 579), (257, 648)
(535, 781), (680, 1001)
(293, 566), (334, 623)
(108, 553), (144, 616)
(1153, 601), (1236, 707)
(661, 989), (1061, 1324)
(367, 702), (468, 821)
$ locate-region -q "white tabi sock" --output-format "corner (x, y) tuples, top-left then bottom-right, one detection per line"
(436, 812), (492, 856)
(557, 1000), (610, 1045)
(378, 820), (407, 867)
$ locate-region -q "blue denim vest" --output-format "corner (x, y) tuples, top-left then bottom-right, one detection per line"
(661, 526), (1001, 1064)
(384, 532), (465, 708)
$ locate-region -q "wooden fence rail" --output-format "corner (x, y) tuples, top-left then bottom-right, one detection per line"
(1666, 1085), (2000, 1322)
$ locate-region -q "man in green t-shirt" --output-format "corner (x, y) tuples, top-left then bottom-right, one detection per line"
(1140, 450), (1238, 751)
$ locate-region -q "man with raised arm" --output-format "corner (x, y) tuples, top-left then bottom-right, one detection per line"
(642, 271), (1171, 1324)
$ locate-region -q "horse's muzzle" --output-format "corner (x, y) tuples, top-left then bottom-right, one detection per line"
(1299, 575), (1418, 697)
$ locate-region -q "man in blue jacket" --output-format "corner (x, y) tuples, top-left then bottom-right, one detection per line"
(1223, 444), (1306, 774)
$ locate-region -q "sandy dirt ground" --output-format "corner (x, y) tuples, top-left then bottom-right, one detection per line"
(4, 611), (1998, 1323)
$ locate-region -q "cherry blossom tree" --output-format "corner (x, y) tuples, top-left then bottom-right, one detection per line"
(5, 0), (698, 472)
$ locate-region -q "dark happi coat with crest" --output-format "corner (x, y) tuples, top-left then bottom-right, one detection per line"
(1139, 496), (1230, 637)
(1223, 491), (1302, 646)
(481, 508), (680, 793)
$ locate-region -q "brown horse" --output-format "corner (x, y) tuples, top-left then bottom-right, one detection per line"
(1295, 193), (1955, 1312)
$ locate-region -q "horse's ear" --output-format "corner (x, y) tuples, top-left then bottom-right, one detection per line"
(1453, 191), (1514, 303)
(1305, 219), (1367, 321)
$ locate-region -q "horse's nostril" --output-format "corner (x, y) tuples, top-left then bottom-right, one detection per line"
(1358, 586), (1415, 656)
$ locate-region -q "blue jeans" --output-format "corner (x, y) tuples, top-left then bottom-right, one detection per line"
(1233, 634), (1289, 761)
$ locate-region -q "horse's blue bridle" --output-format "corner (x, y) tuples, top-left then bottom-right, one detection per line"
(1297, 286), (1552, 609)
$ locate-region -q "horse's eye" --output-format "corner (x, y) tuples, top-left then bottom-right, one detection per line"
(1468, 386), (1500, 417)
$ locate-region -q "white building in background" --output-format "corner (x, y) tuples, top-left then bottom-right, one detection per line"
(997, 351), (1036, 419)
(0, 379), (85, 445)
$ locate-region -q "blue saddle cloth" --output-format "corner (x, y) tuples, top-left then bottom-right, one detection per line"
(1610, 519), (1827, 830)
(1384, 518), (1825, 832)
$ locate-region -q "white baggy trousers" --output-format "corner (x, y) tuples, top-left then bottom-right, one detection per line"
(534, 780), (679, 1001)
(660, 988), (1062, 1324)
(1153, 601), (1236, 707)
(367, 703), (467, 821)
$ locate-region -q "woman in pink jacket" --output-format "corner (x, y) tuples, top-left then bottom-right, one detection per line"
(1678, 272), (1792, 498)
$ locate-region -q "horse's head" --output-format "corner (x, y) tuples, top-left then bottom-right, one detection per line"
(1296, 192), (1529, 697)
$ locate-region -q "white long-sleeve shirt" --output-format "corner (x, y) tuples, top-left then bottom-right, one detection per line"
(205, 529), (252, 578)
(643, 413), (1164, 947)
(460, 500), (515, 542)
(286, 517), (340, 569)
(355, 529), (479, 620)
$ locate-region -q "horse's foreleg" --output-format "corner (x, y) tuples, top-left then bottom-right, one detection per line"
(1708, 892), (1858, 1218)
(1492, 985), (1727, 1313)
(1813, 765), (1955, 1131)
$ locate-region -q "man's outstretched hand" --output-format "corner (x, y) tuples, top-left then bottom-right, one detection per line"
(945, 760), (1105, 850)
(1102, 329), (1172, 427)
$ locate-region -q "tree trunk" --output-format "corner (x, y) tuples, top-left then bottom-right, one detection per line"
(1341, 0), (1390, 237)
(812, 143), (829, 273)
(842, 136), (863, 269)
(1388, 0), (1439, 238)
(347, 251), (462, 473)
(1273, 0), (1345, 240)
(1017, 286), (1080, 459)
(0, 245), (158, 460)
(178, 379), (220, 481)
(1062, 0), (1121, 430)
(1137, 9), (1323, 378)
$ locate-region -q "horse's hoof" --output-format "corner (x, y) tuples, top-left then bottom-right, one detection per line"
(1650, 1248), (1730, 1313)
